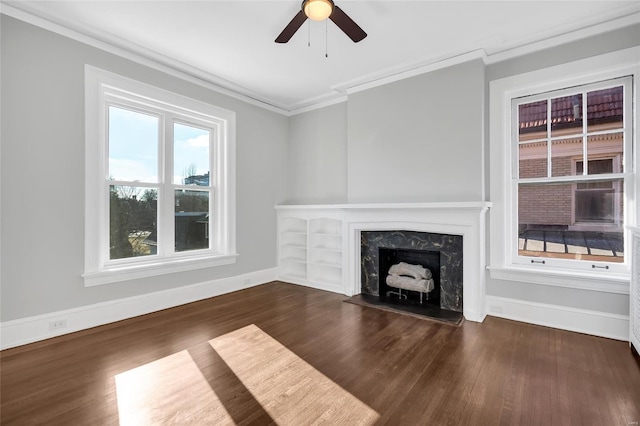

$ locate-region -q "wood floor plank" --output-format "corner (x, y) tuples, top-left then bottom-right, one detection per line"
(1, 282), (639, 425)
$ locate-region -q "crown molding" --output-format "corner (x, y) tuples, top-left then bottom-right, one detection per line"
(287, 95), (348, 116)
(485, 12), (640, 65)
(2, 3), (638, 116)
(287, 11), (639, 114)
(0, 3), (291, 115)
(286, 49), (487, 115)
(337, 49), (488, 96)
(284, 49), (487, 115)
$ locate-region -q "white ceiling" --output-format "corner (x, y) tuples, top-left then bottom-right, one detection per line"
(4, 1), (640, 112)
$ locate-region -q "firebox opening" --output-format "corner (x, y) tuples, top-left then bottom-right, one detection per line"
(379, 247), (441, 308)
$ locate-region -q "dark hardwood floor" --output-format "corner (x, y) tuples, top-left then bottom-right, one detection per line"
(1, 281), (639, 425)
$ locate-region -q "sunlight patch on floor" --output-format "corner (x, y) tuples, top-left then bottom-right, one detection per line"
(114, 325), (378, 425)
(209, 324), (380, 425)
(115, 350), (234, 425)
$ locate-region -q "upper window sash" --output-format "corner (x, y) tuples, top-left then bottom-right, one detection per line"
(511, 77), (633, 183)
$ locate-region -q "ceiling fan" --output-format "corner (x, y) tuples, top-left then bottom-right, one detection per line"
(275, 0), (367, 44)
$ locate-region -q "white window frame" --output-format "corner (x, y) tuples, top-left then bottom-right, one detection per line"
(489, 47), (639, 294)
(512, 77), (631, 262)
(84, 66), (237, 286)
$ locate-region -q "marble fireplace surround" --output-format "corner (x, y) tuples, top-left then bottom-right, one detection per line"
(344, 202), (491, 322)
(361, 231), (462, 312)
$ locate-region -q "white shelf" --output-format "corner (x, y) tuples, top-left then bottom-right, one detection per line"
(282, 256), (307, 264)
(310, 247), (342, 253)
(309, 236), (341, 251)
(308, 264), (343, 286)
(278, 214), (344, 292)
(278, 216), (308, 281)
(280, 217), (307, 233)
(280, 272), (307, 282)
(309, 218), (342, 235)
(309, 276), (342, 286)
(280, 222), (307, 249)
(309, 260), (342, 268)
(280, 243), (307, 249)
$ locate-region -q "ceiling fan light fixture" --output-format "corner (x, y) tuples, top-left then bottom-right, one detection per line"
(303, 0), (334, 21)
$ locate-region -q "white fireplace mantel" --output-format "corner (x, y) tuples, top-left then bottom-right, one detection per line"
(275, 202), (492, 322)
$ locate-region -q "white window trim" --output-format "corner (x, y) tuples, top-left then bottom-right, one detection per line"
(488, 46), (639, 294)
(84, 65), (237, 286)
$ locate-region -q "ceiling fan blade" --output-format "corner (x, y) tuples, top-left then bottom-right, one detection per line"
(329, 6), (367, 43)
(275, 10), (308, 43)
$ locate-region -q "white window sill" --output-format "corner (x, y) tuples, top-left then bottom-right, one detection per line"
(83, 253), (239, 287)
(487, 265), (630, 294)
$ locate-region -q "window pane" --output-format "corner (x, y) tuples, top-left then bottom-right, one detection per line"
(519, 142), (547, 178)
(518, 181), (623, 263)
(175, 190), (210, 252)
(551, 94), (582, 137)
(587, 86), (623, 133)
(551, 137), (582, 177)
(576, 158), (613, 178)
(587, 133), (623, 173)
(110, 185), (158, 260)
(174, 123), (210, 186)
(518, 100), (547, 142)
(108, 106), (158, 182)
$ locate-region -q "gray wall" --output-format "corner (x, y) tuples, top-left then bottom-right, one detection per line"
(0, 16), (289, 321)
(2, 13), (638, 323)
(483, 24), (640, 316)
(287, 102), (348, 204)
(285, 58), (486, 205)
(286, 26), (638, 317)
(486, 24), (640, 82)
(347, 59), (485, 203)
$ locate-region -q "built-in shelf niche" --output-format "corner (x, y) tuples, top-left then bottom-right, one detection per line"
(279, 217), (308, 281)
(277, 212), (344, 292)
(309, 218), (343, 286)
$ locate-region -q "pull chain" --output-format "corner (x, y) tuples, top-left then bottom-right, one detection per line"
(325, 19), (328, 57)
(307, 20), (311, 47)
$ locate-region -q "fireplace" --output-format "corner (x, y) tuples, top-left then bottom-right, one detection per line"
(360, 230), (463, 323)
(277, 201), (490, 322)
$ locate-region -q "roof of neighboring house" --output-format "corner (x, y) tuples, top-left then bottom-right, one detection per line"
(519, 86), (623, 134)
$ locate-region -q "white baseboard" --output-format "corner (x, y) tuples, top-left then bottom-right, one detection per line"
(303, 280), (345, 295)
(485, 295), (629, 341)
(277, 275), (345, 295)
(0, 268), (277, 350)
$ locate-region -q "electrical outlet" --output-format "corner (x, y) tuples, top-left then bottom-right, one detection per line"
(49, 320), (67, 331)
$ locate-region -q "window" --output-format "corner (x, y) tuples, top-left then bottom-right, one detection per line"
(84, 66), (236, 286)
(489, 47), (638, 292)
(514, 79), (629, 265)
